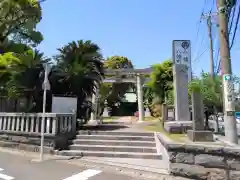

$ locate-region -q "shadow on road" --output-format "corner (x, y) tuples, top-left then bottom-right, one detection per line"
(79, 124), (129, 131)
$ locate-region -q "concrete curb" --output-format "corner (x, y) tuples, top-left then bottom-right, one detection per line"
(0, 147), (191, 180)
(213, 134), (240, 147)
(65, 157), (189, 180)
(154, 132), (161, 155)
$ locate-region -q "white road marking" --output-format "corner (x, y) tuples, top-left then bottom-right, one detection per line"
(0, 168), (14, 180)
(62, 169), (102, 180)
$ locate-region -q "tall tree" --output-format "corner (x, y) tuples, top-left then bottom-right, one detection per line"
(189, 72), (224, 112)
(148, 59), (173, 104)
(101, 56), (134, 106)
(1, 48), (48, 108)
(49, 40), (104, 119)
(0, 0), (43, 47)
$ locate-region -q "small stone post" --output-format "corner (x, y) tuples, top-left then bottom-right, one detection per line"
(145, 107), (151, 117)
(162, 103), (168, 120)
(102, 100), (109, 117)
(187, 90), (214, 141)
(161, 104), (167, 127)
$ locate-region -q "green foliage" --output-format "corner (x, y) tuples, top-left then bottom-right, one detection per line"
(189, 72), (223, 110)
(0, 48), (47, 100)
(148, 59), (173, 104)
(0, 0), (43, 46)
(51, 40), (104, 95)
(0, 52), (20, 67)
(99, 83), (112, 103)
(49, 40), (104, 119)
(101, 56), (134, 106)
(0, 3), (105, 122)
(0, 0), (45, 98)
(104, 56), (133, 69)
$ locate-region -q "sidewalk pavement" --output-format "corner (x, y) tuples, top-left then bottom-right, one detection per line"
(0, 149), (144, 180)
(0, 147), (187, 180)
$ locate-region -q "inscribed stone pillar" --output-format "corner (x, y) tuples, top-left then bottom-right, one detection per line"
(187, 91), (213, 141)
(173, 64), (190, 121)
(191, 91), (204, 130)
(172, 40), (191, 121)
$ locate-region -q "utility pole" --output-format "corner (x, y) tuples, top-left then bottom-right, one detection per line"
(218, 0), (238, 144)
(208, 16), (215, 79)
(202, 13), (217, 125)
(201, 13), (216, 80)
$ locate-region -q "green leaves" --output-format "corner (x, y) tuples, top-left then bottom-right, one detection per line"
(51, 40), (104, 97)
(0, 52), (20, 66)
(148, 59), (173, 104)
(189, 72), (223, 109)
(0, 0), (43, 46)
(102, 56), (134, 106)
(104, 56), (133, 69)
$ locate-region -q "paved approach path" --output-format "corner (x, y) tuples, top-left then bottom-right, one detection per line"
(0, 151), (138, 180)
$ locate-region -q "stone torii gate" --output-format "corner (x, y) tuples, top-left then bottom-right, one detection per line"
(90, 68), (152, 123)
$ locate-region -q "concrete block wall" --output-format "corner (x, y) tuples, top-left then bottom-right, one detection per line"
(0, 132), (73, 153)
(158, 133), (240, 180)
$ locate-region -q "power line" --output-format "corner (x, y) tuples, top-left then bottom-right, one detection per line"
(230, 1), (240, 49)
(193, 0), (215, 64)
(193, 47), (209, 62)
(229, 2), (237, 33)
(192, 0), (208, 59)
(193, 24), (218, 65)
(193, 18), (218, 64)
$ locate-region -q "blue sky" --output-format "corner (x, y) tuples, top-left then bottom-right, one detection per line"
(37, 0), (240, 76)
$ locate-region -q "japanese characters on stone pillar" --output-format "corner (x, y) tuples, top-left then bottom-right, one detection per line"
(172, 40), (192, 121)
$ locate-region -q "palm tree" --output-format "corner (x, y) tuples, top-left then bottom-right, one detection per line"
(15, 49), (50, 111)
(49, 40), (104, 121)
(0, 47), (48, 112)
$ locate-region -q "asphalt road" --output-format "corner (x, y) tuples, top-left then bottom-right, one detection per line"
(0, 152), (136, 180)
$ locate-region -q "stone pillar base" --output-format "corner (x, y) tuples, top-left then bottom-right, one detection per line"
(187, 130), (214, 142)
(87, 120), (99, 126)
(164, 121), (192, 134)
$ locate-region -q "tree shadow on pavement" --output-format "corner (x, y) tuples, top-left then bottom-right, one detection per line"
(79, 124), (129, 131)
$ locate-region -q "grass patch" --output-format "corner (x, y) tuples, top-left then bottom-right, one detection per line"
(144, 122), (186, 142)
(144, 117), (160, 121)
(103, 116), (160, 122)
(102, 116), (120, 122)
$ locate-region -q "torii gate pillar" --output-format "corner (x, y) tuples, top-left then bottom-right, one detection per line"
(137, 73), (144, 122)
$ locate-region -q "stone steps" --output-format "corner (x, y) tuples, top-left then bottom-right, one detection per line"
(58, 130), (161, 159)
(75, 134), (155, 141)
(77, 131), (154, 136)
(56, 150), (161, 159)
(69, 144), (156, 153)
(71, 139), (156, 147)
